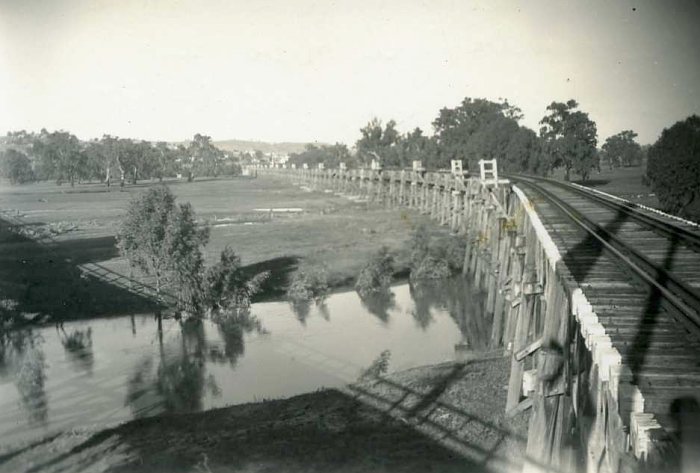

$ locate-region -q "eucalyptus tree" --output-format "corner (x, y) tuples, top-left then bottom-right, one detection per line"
(117, 186), (209, 310)
(188, 133), (222, 179)
(32, 130), (85, 186)
(504, 127), (542, 174)
(601, 130), (643, 169)
(0, 149), (34, 184)
(539, 100), (598, 181)
(356, 118), (400, 167)
(432, 97), (522, 170)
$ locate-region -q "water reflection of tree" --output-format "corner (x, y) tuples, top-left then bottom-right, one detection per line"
(58, 326), (94, 374)
(124, 320), (210, 415)
(410, 277), (491, 351)
(0, 329), (48, 424)
(409, 282), (442, 330)
(125, 357), (156, 418)
(153, 319), (209, 412)
(209, 309), (266, 366)
(443, 277), (490, 351)
(317, 303), (331, 321)
(15, 344), (48, 424)
(289, 300), (312, 325)
(126, 310), (266, 417)
(360, 291), (395, 324)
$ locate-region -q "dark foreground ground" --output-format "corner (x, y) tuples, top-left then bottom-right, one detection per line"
(0, 357), (528, 473)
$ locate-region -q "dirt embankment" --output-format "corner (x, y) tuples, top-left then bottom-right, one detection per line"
(0, 357), (528, 473)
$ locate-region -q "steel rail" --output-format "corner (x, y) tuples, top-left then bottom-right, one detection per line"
(515, 174), (700, 253)
(510, 176), (700, 337)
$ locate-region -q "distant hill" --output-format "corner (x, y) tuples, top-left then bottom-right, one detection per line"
(213, 139), (328, 155)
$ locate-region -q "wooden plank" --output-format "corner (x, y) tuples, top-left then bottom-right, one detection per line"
(506, 397), (533, 418)
(515, 337), (543, 361)
(506, 293), (536, 411)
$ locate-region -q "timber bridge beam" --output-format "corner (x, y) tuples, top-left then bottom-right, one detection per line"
(258, 162), (700, 473)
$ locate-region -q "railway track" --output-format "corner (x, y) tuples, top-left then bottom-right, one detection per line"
(509, 175), (700, 445)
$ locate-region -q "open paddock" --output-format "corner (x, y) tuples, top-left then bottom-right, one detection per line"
(0, 176), (438, 318)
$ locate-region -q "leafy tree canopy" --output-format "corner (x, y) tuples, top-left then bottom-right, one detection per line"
(32, 130), (85, 186)
(356, 118), (400, 166)
(601, 130), (643, 169)
(539, 99), (598, 181)
(117, 186), (210, 311)
(647, 115), (700, 221)
(432, 97), (522, 170)
(0, 149), (34, 184)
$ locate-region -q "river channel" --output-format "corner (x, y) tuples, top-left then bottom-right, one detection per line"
(0, 278), (492, 447)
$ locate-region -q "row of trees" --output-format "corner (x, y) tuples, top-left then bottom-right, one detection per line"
(287, 143), (354, 169)
(0, 131), (241, 186)
(287, 97), (646, 182)
(2, 98), (650, 186)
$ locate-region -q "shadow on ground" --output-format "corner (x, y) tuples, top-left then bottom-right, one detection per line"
(242, 255), (300, 302)
(16, 390), (482, 473)
(0, 216), (160, 324)
(2, 359), (533, 473)
(570, 179), (610, 187)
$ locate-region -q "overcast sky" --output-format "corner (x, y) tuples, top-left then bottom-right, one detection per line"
(1, 0), (698, 145)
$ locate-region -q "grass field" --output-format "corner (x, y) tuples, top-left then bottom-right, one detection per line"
(0, 176), (439, 323)
(561, 165), (660, 209)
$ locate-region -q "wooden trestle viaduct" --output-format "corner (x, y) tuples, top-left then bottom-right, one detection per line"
(261, 161), (700, 473)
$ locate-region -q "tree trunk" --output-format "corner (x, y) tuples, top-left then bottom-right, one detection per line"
(156, 310), (163, 338)
(118, 162), (125, 187)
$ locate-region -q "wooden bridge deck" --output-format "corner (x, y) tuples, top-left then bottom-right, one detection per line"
(518, 182), (700, 432)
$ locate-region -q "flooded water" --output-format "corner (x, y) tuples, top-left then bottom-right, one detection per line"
(0, 278), (491, 447)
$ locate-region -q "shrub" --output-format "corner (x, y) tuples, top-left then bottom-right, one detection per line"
(355, 247), (395, 298)
(410, 255), (451, 280)
(359, 350), (391, 380)
(204, 247), (269, 315)
(647, 115), (700, 221)
(408, 225), (465, 280)
(286, 264), (329, 303)
(409, 225), (431, 270)
(61, 328), (92, 351)
(430, 235), (465, 273)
